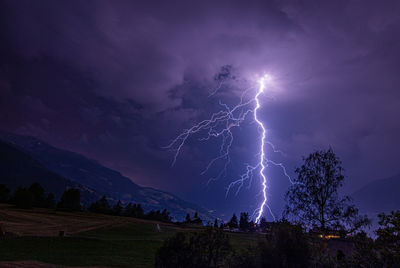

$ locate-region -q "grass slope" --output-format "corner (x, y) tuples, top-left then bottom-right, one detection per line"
(0, 205), (262, 267)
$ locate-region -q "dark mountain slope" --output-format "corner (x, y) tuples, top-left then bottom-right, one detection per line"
(352, 174), (400, 213)
(0, 132), (212, 221)
(0, 140), (99, 203)
(0, 132), (141, 201)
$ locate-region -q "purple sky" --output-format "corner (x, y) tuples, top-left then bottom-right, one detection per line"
(1, 0), (400, 218)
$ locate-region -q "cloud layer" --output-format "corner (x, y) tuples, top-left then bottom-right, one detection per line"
(1, 0), (400, 218)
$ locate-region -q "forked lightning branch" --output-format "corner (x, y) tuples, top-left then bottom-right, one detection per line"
(165, 74), (292, 223)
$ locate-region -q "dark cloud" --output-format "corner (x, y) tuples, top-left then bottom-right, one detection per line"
(1, 0), (400, 218)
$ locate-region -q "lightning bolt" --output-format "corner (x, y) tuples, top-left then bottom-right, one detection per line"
(165, 74), (291, 223)
(254, 75), (268, 223)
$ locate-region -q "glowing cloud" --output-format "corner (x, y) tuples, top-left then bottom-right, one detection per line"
(166, 73), (291, 223)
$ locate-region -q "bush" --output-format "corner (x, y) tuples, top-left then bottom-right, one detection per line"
(155, 227), (231, 267)
(227, 246), (258, 268)
(259, 221), (312, 267)
(155, 232), (190, 267)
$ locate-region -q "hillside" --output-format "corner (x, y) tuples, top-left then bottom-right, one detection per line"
(0, 204), (259, 267)
(0, 132), (212, 221)
(0, 204), (191, 267)
(0, 140), (99, 204)
(352, 173), (400, 214)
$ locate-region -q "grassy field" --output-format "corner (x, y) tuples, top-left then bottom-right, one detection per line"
(0, 204), (263, 267)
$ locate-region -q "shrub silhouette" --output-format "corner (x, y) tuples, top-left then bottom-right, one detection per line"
(259, 220), (311, 267)
(155, 227), (231, 267)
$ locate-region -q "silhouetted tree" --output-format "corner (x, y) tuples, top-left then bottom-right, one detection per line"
(89, 195), (111, 214)
(259, 217), (268, 232)
(239, 212), (250, 231)
(214, 219), (218, 229)
(112, 200), (123, 215)
(123, 202), (144, 218)
(145, 209), (172, 222)
(0, 184), (10, 203)
(189, 212), (202, 225)
(29, 182), (45, 207)
(44, 192), (56, 208)
(13, 187), (33, 209)
(228, 213), (238, 229)
(124, 203), (134, 216)
(375, 210), (400, 266)
(136, 204), (144, 218)
(185, 213), (191, 223)
(161, 209), (171, 222)
(285, 148), (369, 236)
(57, 188), (81, 211)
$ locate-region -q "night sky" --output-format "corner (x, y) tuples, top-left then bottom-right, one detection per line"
(1, 0), (400, 219)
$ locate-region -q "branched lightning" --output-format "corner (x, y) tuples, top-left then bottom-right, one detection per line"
(165, 74), (293, 223)
(253, 76), (268, 223)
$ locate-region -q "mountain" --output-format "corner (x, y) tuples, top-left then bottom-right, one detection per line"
(0, 132), (141, 201)
(352, 174), (400, 214)
(0, 140), (100, 203)
(0, 131), (212, 221)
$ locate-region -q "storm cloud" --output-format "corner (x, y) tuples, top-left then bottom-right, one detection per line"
(1, 0), (399, 218)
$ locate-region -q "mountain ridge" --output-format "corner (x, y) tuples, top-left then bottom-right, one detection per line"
(352, 173), (400, 214)
(0, 131), (213, 221)
(0, 139), (100, 204)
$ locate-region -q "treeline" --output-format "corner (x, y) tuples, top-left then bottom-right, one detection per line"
(223, 212), (260, 232)
(88, 195), (172, 222)
(0, 183), (172, 222)
(182, 211), (265, 232)
(0, 183), (80, 210)
(183, 211), (203, 225)
(181, 211), (270, 232)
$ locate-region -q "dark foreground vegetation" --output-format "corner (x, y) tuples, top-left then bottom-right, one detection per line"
(154, 213), (400, 267)
(0, 148), (399, 267)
